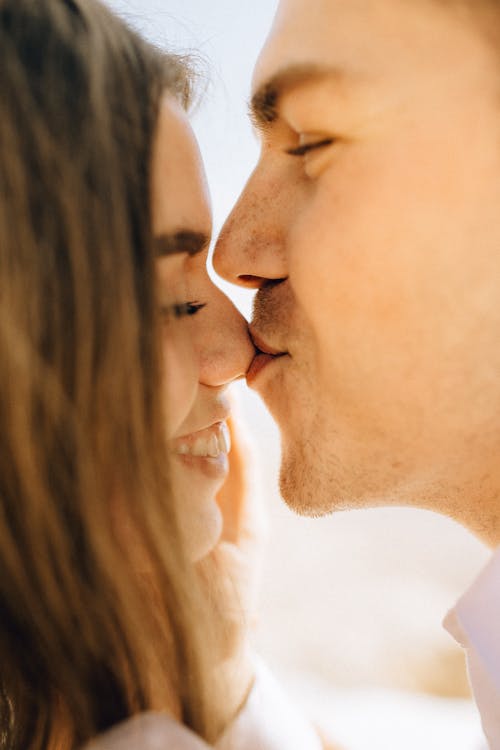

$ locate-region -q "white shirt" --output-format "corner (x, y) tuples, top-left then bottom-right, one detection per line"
(444, 547), (500, 750)
(84, 658), (322, 750)
(215, 657), (322, 750)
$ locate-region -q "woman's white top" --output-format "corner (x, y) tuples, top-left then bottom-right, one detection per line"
(84, 658), (322, 750)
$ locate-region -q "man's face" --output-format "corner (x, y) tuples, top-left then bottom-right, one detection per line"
(214, 0), (500, 542)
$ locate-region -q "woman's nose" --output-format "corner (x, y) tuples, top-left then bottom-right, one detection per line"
(194, 282), (255, 387)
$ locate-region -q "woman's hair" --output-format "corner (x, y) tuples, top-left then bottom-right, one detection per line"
(0, 1), (217, 747)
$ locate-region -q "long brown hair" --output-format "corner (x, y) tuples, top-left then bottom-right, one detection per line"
(0, 1), (217, 747)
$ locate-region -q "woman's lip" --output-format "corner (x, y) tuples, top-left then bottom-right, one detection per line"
(175, 451), (229, 482)
(175, 420), (227, 443)
(172, 420), (231, 457)
(171, 421), (231, 482)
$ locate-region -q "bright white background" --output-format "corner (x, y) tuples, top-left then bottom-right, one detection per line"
(105, 0), (276, 256)
(105, 2), (488, 747)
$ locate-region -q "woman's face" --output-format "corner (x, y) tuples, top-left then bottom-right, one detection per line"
(151, 97), (254, 560)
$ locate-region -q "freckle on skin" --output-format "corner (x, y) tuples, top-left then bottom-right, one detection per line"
(220, 207), (282, 266)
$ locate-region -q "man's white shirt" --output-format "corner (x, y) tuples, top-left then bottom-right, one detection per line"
(444, 546), (500, 750)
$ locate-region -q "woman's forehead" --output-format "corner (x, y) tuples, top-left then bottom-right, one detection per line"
(151, 96), (212, 239)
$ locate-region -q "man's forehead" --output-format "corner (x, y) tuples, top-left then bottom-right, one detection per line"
(249, 0), (478, 129)
(250, 0), (368, 105)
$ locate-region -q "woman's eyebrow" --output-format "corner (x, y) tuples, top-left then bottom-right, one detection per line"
(154, 231), (210, 257)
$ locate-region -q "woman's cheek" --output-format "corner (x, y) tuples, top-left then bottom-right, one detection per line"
(162, 330), (198, 437)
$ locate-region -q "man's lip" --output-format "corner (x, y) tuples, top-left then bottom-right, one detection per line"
(247, 351), (288, 386)
(249, 326), (287, 357)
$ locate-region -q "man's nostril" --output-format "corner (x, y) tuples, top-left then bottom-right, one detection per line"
(237, 275), (287, 289)
(263, 277), (287, 289)
(238, 274), (265, 288)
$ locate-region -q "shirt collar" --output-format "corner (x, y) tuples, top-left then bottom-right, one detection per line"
(444, 546), (500, 692)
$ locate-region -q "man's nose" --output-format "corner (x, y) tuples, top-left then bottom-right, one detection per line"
(196, 283), (255, 387)
(213, 167), (288, 288)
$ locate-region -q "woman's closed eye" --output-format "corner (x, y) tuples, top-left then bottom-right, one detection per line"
(161, 301), (207, 320)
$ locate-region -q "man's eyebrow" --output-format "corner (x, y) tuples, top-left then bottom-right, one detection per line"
(154, 231), (210, 257)
(249, 63), (348, 131)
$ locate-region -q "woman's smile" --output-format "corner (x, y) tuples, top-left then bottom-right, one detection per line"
(153, 99), (253, 558)
(172, 420), (231, 481)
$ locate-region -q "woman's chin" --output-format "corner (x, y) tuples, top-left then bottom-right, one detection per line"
(184, 500), (224, 562)
(171, 457), (225, 561)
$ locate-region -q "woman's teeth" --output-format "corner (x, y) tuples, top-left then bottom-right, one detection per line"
(176, 422), (231, 459)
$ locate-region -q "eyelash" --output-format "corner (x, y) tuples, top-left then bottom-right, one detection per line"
(161, 301), (207, 319)
(286, 138), (334, 157)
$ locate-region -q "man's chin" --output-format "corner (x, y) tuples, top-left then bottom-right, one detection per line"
(278, 429), (386, 517)
(278, 445), (339, 518)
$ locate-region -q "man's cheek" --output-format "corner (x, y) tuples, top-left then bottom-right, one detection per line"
(289, 225), (357, 337)
(289, 251), (331, 336)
